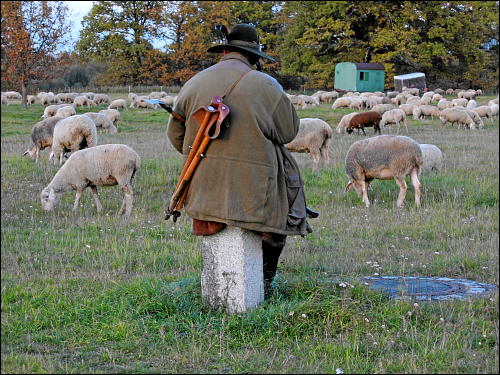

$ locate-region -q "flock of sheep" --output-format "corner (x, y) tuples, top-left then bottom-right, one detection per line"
(1, 85), (498, 213)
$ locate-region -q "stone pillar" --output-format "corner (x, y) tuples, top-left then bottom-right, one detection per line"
(201, 226), (264, 314)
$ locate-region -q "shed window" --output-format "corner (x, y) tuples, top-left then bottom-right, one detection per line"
(360, 71), (369, 81)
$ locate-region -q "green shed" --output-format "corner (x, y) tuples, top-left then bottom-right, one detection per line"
(334, 62), (385, 92)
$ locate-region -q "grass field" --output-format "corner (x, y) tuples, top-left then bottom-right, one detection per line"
(1, 93), (499, 373)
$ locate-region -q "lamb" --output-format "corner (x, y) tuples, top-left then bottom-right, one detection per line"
(49, 115), (98, 165)
(83, 112), (118, 134)
(99, 109), (120, 126)
(284, 118), (333, 170)
(336, 112), (359, 134)
(40, 144), (140, 217)
(380, 108), (408, 133)
(23, 116), (64, 162)
(439, 108), (475, 129)
(108, 99), (128, 111)
(419, 144), (443, 175)
(418, 105), (440, 120)
(93, 93), (111, 104)
(347, 111), (382, 136)
(344, 135), (422, 208)
(472, 106), (493, 123)
(55, 105), (76, 118)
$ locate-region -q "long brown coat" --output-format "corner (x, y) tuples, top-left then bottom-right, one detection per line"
(167, 53), (311, 236)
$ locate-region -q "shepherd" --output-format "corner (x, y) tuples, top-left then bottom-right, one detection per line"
(166, 23), (315, 295)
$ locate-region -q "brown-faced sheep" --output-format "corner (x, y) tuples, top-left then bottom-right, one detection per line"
(284, 118), (333, 170)
(23, 116), (64, 162)
(347, 111), (382, 136)
(41, 144), (140, 217)
(345, 135), (422, 208)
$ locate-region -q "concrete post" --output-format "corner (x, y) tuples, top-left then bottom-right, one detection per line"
(201, 226), (264, 314)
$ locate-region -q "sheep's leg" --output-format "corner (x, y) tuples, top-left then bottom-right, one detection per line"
(361, 127), (366, 136)
(320, 139), (330, 166)
(59, 152), (64, 165)
(310, 149), (321, 171)
(119, 185), (133, 216)
(403, 119), (409, 133)
(394, 177), (407, 208)
(73, 189), (83, 212)
(410, 168), (422, 207)
(90, 186), (103, 212)
(361, 181), (370, 207)
(35, 148), (39, 163)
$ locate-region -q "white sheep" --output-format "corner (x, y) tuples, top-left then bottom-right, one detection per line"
(284, 118), (333, 170)
(23, 116), (64, 162)
(371, 104), (395, 115)
(83, 112), (118, 134)
(108, 99), (128, 111)
(488, 97), (498, 107)
(99, 109), (120, 126)
(49, 115), (98, 165)
(455, 108), (484, 128)
(73, 96), (89, 108)
(27, 95), (37, 106)
(55, 105), (76, 118)
(93, 93), (111, 104)
(398, 104), (415, 116)
(1, 95), (9, 106)
(451, 98), (468, 107)
(345, 135), (422, 208)
(418, 105), (440, 120)
(431, 94), (443, 103)
(332, 97), (352, 109)
(40, 144), (140, 217)
(412, 106), (423, 120)
(472, 106), (493, 123)
(466, 99), (477, 110)
(336, 112), (359, 134)
(42, 104), (73, 119)
(439, 108), (475, 129)
(419, 144), (443, 175)
(4, 91), (22, 100)
(437, 99), (454, 110)
(380, 108), (408, 133)
(130, 98), (157, 109)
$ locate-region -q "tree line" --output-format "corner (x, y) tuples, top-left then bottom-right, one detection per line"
(2, 1), (499, 107)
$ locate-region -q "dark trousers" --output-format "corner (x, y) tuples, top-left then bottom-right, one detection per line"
(262, 234), (286, 288)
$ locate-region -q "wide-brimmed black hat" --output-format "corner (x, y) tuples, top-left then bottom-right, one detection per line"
(207, 24), (275, 62)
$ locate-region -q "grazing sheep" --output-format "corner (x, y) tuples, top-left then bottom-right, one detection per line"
(419, 144), (443, 175)
(332, 97), (352, 109)
(418, 105), (441, 120)
(399, 104), (415, 116)
(23, 116), (64, 162)
(93, 93), (111, 104)
(149, 91), (168, 99)
(371, 104), (395, 116)
(431, 94), (443, 103)
(439, 108), (475, 129)
(130, 98), (157, 109)
(40, 144), (140, 217)
(451, 98), (468, 107)
(348, 97), (364, 110)
(488, 97), (498, 106)
(437, 99), (454, 110)
(4, 91), (22, 100)
(284, 118), (333, 170)
(83, 112), (118, 134)
(455, 108), (484, 128)
(366, 96), (384, 109)
(434, 88), (445, 95)
(108, 99), (127, 111)
(99, 109), (120, 126)
(406, 97), (422, 106)
(55, 105), (76, 118)
(472, 106), (493, 123)
(27, 95), (37, 106)
(73, 95), (89, 108)
(1, 95), (9, 105)
(345, 135), (422, 208)
(320, 91), (339, 103)
(412, 106), (423, 120)
(336, 112), (359, 134)
(458, 90), (476, 100)
(380, 108), (408, 133)
(49, 115), (98, 165)
(445, 88), (454, 95)
(347, 111), (382, 136)
(42, 104), (73, 119)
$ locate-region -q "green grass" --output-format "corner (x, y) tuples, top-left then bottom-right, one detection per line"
(1, 95), (499, 373)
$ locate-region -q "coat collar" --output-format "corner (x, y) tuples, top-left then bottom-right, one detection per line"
(220, 52), (252, 68)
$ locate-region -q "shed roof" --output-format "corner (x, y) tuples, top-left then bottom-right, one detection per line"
(353, 62), (385, 70)
(394, 72), (426, 79)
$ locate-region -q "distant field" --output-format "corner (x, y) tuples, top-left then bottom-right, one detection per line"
(1, 95), (498, 373)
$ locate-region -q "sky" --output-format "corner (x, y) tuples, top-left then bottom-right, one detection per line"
(65, 1), (94, 45)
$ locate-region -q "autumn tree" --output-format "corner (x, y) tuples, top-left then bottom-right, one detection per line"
(1, 1), (71, 108)
(76, 1), (166, 85)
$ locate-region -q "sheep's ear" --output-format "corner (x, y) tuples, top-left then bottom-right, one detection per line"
(345, 181), (353, 192)
(48, 188), (56, 200)
(23, 150), (29, 156)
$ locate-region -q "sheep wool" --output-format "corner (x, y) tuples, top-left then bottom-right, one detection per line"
(41, 144), (141, 217)
(419, 144), (444, 175)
